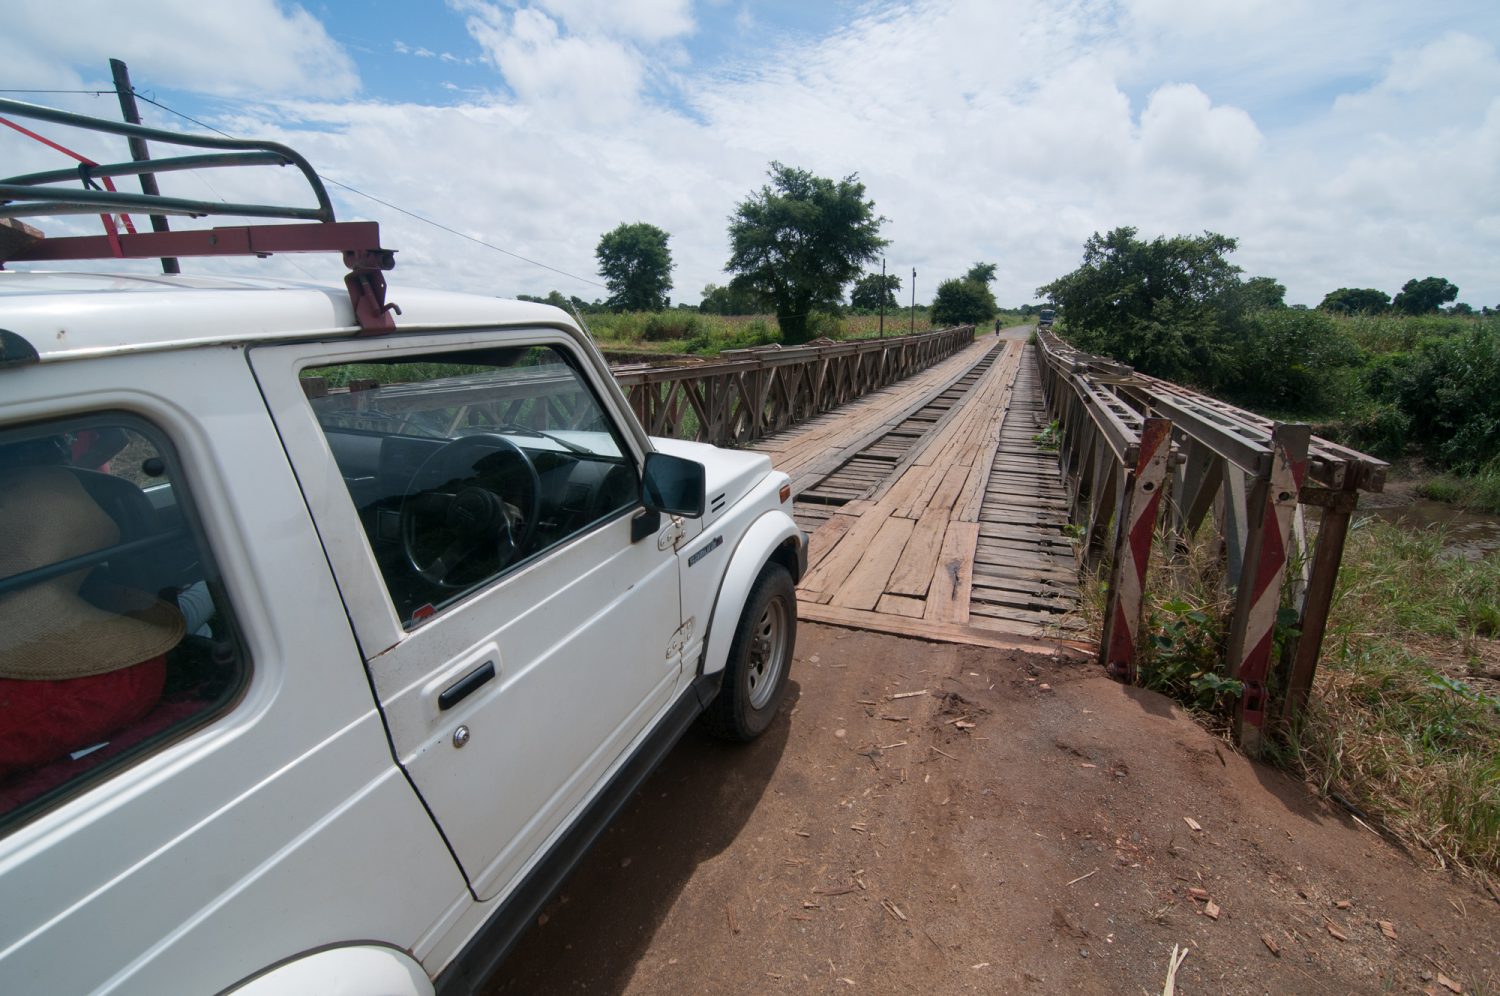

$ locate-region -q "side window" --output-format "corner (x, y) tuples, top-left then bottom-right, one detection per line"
(0, 416), (245, 832)
(303, 344), (640, 626)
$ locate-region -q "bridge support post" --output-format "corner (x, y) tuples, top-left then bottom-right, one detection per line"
(1099, 417), (1173, 683)
(1225, 423), (1310, 756)
(1278, 484), (1358, 730)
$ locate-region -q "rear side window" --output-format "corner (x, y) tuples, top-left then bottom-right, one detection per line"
(0, 415), (246, 833)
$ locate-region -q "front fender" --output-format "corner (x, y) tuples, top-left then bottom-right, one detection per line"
(701, 509), (803, 678)
(226, 945), (432, 996)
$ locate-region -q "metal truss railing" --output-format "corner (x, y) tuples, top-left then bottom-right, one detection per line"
(1035, 329), (1387, 754)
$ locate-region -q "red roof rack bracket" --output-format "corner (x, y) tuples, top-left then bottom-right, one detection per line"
(344, 248), (400, 333)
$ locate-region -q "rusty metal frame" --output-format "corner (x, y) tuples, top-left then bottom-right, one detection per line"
(1034, 330), (1387, 754)
(0, 97), (399, 332)
(614, 326), (975, 446)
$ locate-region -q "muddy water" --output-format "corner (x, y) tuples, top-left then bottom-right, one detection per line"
(1361, 498), (1500, 561)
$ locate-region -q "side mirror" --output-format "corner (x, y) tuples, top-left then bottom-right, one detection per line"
(641, 452), (705, 518)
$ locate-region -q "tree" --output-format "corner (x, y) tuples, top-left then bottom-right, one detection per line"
(931, 276), (997, 326)
(725, 162), (887, 344)
(596, 222), (674, 312)
(1319, 287), (1390, 315)
(698, 281), (760, 315)
(1392, 276), (1459, 315)
(517, 290), (572, 310)
(1239, 276), (1286, 309)
(965, 261), (997, 285)
(1036, 227), (1242, 385)
(849, 271), (901, 311)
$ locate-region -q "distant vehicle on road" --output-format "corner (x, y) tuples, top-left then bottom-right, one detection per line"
(1038, 308), (1056, 330)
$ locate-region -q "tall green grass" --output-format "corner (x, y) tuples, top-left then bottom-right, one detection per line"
(1284, 519), (1500, 873)
(1420, 458), (1500, 515)
(581, 307), (993, 357)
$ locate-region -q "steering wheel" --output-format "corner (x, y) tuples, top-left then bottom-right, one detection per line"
(400, 433), (542, 589)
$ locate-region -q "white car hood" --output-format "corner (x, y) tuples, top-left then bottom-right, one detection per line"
(650, 437), (775, 526)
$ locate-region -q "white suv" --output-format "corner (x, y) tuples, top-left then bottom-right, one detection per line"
(0, 100), (804, 995)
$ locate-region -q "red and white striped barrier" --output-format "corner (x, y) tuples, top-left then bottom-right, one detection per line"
(1100, 417), (1173, 683)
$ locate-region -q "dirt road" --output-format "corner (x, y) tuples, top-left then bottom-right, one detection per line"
(490, 624), (1499, 994)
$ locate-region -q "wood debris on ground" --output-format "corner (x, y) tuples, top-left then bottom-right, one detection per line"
(1183, 817), (1203, 832)
(1161, 944), (1189, 996)
(1261, 933), (1282, 957)
(881, 899), (908, 922)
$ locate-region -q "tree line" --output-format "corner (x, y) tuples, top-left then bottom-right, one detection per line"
(552, 163), (1007, 345)
(1036, 227), (1499, 474)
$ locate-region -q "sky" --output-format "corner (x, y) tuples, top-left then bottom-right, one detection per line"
(2, 0), (1498, 308)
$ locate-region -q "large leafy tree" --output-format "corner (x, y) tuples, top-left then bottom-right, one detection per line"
(1036, 227), (1242, 385)
(965, 261), (997, 285)
(849, 271), (901, 311)
(1319, 287), (1390, 315)
(596, 222), (674, 312)
(931, 276), (997, 326)
(1391, 276), (1459, 315)
(725, 162), (888, 343)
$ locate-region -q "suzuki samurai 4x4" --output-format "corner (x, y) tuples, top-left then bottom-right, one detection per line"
(0, 100), (803, 994)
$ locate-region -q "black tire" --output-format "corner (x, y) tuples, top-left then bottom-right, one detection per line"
(703, 562), (796, 742)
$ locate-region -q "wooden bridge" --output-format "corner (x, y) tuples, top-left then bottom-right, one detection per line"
(620, 323), (1387, 753)
(748, 329), (1083, 655)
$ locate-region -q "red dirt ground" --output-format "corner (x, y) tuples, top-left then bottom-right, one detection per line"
(489, 623), (1500, 995)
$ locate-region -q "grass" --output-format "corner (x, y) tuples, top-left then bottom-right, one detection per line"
(580, 307), (1008, 357)
(1284, 518), (1500, 874)
(1077, 519), (1500, 876)
(1419, 458), (1500, 515)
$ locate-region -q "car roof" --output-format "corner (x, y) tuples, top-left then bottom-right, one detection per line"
(0, 270), (580, 362)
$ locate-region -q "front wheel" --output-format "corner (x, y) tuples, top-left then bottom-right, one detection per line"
(704, 563), (796, 742)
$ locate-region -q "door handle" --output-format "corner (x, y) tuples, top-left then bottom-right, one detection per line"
(438, 660), (496, 710)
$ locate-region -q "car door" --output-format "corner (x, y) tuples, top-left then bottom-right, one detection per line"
(251, 331), (687, 900)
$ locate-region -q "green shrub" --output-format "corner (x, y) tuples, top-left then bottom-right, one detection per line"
(1371, 321), (1500, 469)
(1219, 308), (1361, 410)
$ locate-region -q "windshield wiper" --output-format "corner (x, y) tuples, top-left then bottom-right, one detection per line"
(497, 422), (594, 455)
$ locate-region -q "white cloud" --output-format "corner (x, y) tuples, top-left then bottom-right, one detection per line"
(1137, 84), (1262, 180)
(534, 0), (694, 42)
(0, 0), (357, 98)
(459, 3), (647, 120)
(4, 0), (1498, 308)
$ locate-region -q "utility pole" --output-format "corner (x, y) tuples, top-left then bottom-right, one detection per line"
(910, 268), (917, 336)
(878, 258), (886, 337)
(109, 58), (179, 274)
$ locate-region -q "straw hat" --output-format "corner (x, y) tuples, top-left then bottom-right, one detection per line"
(0, 466), (184, 680)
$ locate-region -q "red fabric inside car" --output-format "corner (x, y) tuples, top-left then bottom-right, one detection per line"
(0, 655), (166, 782)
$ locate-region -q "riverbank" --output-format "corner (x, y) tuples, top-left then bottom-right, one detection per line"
(1099, 509), (1499, 881)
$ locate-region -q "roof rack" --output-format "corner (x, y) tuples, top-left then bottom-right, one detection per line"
(0, 98), (398, 331)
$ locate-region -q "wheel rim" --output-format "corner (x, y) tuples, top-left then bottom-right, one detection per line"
(746, 594), (789, 711)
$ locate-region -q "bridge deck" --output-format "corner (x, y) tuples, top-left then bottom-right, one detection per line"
(752, 329), (1089, 654)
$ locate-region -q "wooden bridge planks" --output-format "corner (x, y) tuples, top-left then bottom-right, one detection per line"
(751, 332), (1088, 651)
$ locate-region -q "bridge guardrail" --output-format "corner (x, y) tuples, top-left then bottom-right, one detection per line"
(612, 325), (975, 447)
(1034, 329), (1387, 754)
